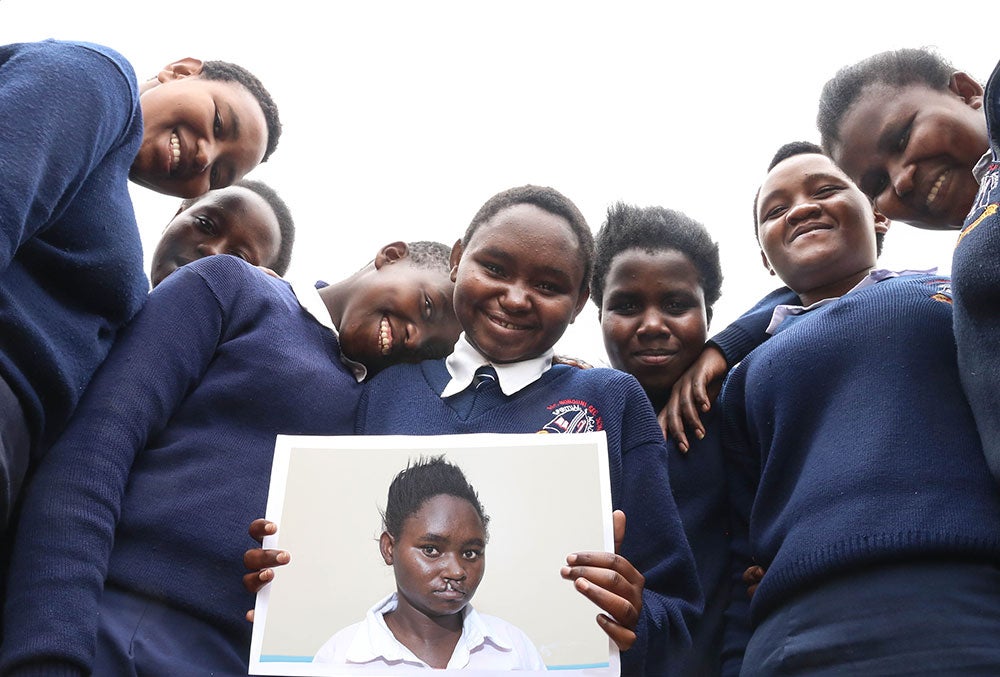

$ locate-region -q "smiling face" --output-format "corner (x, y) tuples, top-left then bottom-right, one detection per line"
(831, 77), (987, 231)
(451, 204), (589, 364)
(756, 153), (889, 306)
(381, 494), (487, 622)
(150, 185), (281, 287)
(337, 254), (461, 375)
(132, 66), (268, 198)
(600, 248), (707, 403)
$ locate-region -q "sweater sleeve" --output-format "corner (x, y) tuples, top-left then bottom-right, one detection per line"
(709, 286), (797, 367)
(614, 379), (703, 676)
(0, 266), (225, 676)
(0, 40), (138, 274)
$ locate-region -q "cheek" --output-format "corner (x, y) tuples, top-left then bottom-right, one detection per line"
(600, 318), (632, 364)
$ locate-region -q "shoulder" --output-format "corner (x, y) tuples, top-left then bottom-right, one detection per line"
(2, 39), (137, 97)
(164, 256), (294, 307)
(312, 620), (364, 664)
(472, 611), (546, 669)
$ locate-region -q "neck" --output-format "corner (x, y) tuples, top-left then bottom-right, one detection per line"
(383, 598), (464, 668)
(795, 268), (871, 307)
(316, 263), (376, 328)
(644, 388), (669, 415)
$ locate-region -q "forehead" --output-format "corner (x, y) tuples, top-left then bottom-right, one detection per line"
(760, 153), (851, 198)
(469, 204), (585, 278)
(401, 494), (484, 535)
(833, 82), (940, 169)
(184, 185), (272, 217)
(604, 248), (702, 295)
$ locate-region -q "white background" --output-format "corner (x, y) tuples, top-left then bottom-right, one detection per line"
(1, 1), (991, 364)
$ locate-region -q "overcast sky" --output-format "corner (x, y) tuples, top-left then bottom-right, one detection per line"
(2, 1), (993, 364)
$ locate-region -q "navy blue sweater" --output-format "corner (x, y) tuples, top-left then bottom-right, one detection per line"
(709, 286), (797, 367)
(665, 412), (728, 677)
(954, 57), (1000, 484)
(0, 256), (360, 677)
(0, 40), (147, 453)
(357, 360), (703, 676)
(719, 273), (1000, 671)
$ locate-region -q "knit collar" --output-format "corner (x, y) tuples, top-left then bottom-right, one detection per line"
(766, 268), (937, 335)
(440, 334), (553, 398)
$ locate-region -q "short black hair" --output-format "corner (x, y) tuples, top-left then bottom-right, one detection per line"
(382, 456), (490, 540)
(591, 202), (722, 313)
(817, 48), (955, 154)
(406, 241), (453, 273)
(463, 185), (595, 293)
(178, 178), (295, 275)
(200, 60), (282, 163)
(753, 141), (885, 255)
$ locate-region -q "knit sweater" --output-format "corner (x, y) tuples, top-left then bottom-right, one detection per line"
(666, 412), (728, 677)
(953, 56), (1000, 483)
(719, 273), (1000, 670)
(0, 256), (360, 677)
(0, 40), (148, 453)
(708, 286), (797, 367)
(357, 360), (703, 676)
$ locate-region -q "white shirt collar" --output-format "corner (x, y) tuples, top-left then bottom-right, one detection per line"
(766, 268), (937, 334)
(345, 593), (514, 669)
(973, 149), (993, 183)
(290, 278), (367, 383)
(439, 334), (553, 398)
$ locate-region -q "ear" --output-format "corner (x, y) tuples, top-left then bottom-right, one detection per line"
(374, 241), (409, 270)
(873, 206), (891, 235)
(569, 284), (591, 324)
(949, 72), (985, 110)
(379, 532), (394, 565)
(760, 250), (776, 276)
(157, 57), (205, 84)
(448, 239), (464, 283)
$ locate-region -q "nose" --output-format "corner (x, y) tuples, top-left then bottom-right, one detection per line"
(785, 199), (822, 225)
(636, 307), (669, 337)
(195, 240), (223, 257)
(441, 553), (467, 580)
(499, 281), (531, 312)
(193, 138), (216, 174)
(888, 160), (915, 200)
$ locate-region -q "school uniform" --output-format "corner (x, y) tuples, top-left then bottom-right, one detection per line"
(313, 593), (546, 670)
(357, 335), (704, 676)
(0, 256), (362, 677)
(720, 271), (1000, 676)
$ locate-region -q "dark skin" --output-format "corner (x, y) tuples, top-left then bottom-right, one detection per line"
(244, 510), (644, 650)
(658, 345), (727, 452)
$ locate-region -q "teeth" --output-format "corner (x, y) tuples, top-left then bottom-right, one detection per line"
(379, 316), (392, 356)
(170, 133), (181, 171)
(927, 172), (946, 207)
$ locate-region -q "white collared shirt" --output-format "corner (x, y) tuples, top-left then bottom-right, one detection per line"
(312, 593), (547, 670)
(766, 268), (937, 335)
(291, 278), (367, 383)
(439, 334), (553, 398)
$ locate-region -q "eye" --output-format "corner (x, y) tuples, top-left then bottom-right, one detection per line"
(609, 300), (639, 315)
(213, 105), (223, 136)
(230, 249), (252, 263)
(482, 261), (504, 276)
(462, 549), (483, 561)
(815, 184), (844, 198)
(762, 204), (786, 221)
(536, 281), (560, 294)
(423, 293), (433, 319)
(194, 215), (216, 235)
(895, 120), (912, 153)
(420, 545), (440, 557)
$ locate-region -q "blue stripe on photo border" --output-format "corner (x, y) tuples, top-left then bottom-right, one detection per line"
(259, 656), (610, 670)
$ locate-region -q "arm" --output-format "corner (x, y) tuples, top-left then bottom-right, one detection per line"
(0, 266), (224, 676)
(660, 286), (798, 449)
(0, 41), (138, 272)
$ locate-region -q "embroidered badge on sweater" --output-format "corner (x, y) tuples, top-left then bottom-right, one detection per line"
(924, 278), (953, 304)
(540, 399), (603, 433)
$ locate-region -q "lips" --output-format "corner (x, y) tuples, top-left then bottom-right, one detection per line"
(789, 222), (832, 243)
(632, 348), (677, 365)
(378, 315), (394, 356)
(486, 311), (533, 331)
(433, 581), (466, 600)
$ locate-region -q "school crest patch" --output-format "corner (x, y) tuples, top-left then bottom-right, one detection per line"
(539, 399), (603, 434)
(923, 277), (952, 304)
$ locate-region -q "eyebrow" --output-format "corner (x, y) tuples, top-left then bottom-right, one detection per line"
(478, 245), (575, 285)
(418, 532), (486, 547)
(759, 171), (846, 206)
